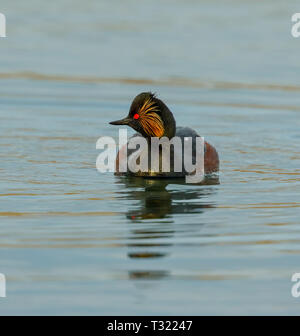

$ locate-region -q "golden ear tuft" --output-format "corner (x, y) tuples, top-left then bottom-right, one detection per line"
(138, 97), (164, 137)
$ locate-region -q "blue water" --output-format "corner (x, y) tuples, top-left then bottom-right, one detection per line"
(0, 0), (300, 315)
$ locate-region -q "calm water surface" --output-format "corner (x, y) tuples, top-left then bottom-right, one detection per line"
(0, 1), (300, 315)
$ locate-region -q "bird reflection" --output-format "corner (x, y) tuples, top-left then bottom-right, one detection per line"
(120, 176), (219, 220)
(115, 176), (219, 280)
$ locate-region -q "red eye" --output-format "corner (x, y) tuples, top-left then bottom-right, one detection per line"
(133, 113), (139, 120)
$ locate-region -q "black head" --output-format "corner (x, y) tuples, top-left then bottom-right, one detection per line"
(109, 92), (176, 138)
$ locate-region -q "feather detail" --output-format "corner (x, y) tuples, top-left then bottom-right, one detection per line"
(138, 97), (164, 137)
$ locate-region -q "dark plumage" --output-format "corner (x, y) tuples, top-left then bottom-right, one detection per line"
(110, 92), (219, 178)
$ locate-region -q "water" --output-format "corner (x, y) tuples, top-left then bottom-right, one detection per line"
(0, 0), (300, 315)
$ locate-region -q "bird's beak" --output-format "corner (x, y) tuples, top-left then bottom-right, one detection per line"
(109, 117), (131, 126)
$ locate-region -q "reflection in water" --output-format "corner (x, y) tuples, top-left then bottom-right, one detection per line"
(129, 270), (170, 280)
(116, 176), (219, 280)
(122, 176), (219, 220)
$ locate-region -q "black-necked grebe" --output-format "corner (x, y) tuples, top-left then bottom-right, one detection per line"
(110, 92), (219, 177)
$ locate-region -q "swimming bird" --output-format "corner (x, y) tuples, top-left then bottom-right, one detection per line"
(109, 92), (219, 179)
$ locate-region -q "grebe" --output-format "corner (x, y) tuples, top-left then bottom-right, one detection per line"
(110, 92), (219, 178)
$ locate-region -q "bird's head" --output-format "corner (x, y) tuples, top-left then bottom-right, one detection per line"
(110, 92), (176, 138)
